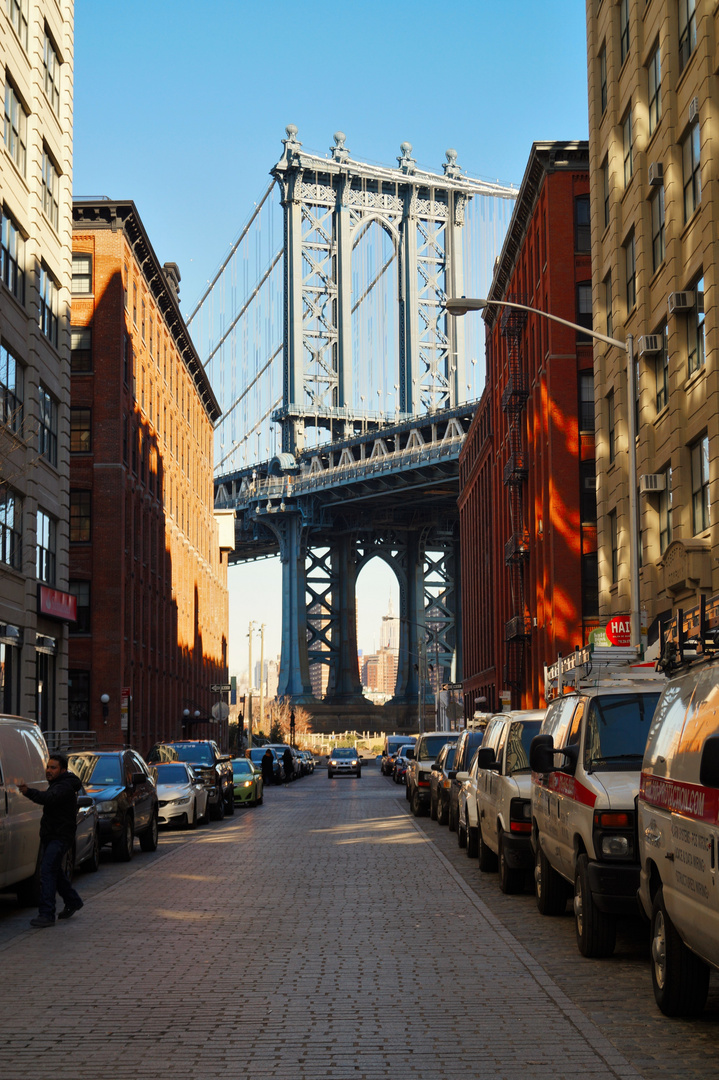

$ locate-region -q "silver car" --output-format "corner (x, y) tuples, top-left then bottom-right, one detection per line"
(327, 747), (362, 778)
(155, 762), (208, 828)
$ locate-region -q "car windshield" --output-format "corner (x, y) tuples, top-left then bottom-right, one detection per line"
(69, 755), (122, 787)
(419, 735), (458, 761)
(584, 693), (661, 771)
(168, 743), (214, 765)
(155, 764), (189, 784)
(332, 748), (357, 758)
(505, 720), (543, 774)
(232, 760), (253, 775)
(249, 749), (267, 762)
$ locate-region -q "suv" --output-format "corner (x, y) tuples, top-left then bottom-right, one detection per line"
(407, 731), (460, 817)
(530, 652), (663, 958)
(638, 647), (719, 1015)
(327, 747), (361, 778)
(447, 729), (484, 833)
(148, 740), (233, 819)
(69, 749), (159, 861)
(381, 734), (417, 776)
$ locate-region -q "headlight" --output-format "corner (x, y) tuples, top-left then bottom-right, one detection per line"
(352, 760), (358, 766)
(329, 760), (337, 766)
(243, 780), (252, 788)
(168, 796), (191, 806)
(96, 800), (118, 813)
(602, 835), (629, 857)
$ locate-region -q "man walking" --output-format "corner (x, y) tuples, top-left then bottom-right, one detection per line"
(261, 747), (275, 787)
(18, 753), (84, 928)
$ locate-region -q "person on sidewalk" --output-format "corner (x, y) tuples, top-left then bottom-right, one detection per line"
(283, 746), (293, 783)
(18, 753), (84, 928)
(261, 748), (274, 787)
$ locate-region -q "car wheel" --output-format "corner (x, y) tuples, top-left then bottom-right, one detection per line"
(411, 787), (424, 817)
(436, 794), (448, 826)
(86, 827), (101, 872)
(498, 831), (523, 895)
(477, 823), (498, 872)
(573, 853), (615, 957)
(405, 782), (410, 801)
(187, 801), (198, 829)
(112, 816), (134, 862)
(534, 842), (566, 915)
(467, 826), (478, 859)
(651, 886), (710, 1016)
(139, 810), (159, 852)
(257, 789), (263, 805)
(61, 844), (76, 882)
(448, 802), (458, 833)
(457, 818), (467, 848)
(225, 791), (235, 816)
(357, 770), (361, 779)
(327, 770), (334, 779)
(430, 793), (438, 821)
(215, 795), (226, 821)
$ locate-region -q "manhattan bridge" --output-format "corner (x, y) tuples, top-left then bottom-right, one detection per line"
(194, 127), (516, 730)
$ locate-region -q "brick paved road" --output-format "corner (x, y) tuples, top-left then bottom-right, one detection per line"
(0, 767), (716, 1079)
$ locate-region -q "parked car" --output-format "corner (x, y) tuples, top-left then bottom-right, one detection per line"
(381, 734), (417, 775)
(474, 711), (544, 891)
(429, 743), (456, 823)
(247, 745), (284, 784)
(269, 744), (301, 780)
(0, 716), (49, 904)
(154, 762), (208, 828)
(407, 732), (460, 816)
(457, 750), (481, 857)
(65, 795), (101, 878)
(327, 747), (361, 778)
(638, 651), (719, 1015)
(69, 750), (159, 862)
(392, 746), (414, 785)
(447, 730), (484, 832)
(148, 740), (234, 818)
(231, 758), (263, 806)
(301, 751), (315, 774)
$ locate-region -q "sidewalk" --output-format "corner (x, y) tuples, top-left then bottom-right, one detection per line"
(1, 772), (645, 1080)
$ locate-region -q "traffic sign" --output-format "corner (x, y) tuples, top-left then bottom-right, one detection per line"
(212, 701), (230, 721)
(210, 683), (232, 693)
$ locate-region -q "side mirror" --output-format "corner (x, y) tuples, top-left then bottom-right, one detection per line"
(131, 772), (146, 787)
(406, 749), (415, 759)
(477, 747), (496, 771)
(561, 743), (579, 774)
(447, 770), (457, 780)
(529, 734), (555, 774)
(77, 795), (94, 809)
(700, 735), (719, 787)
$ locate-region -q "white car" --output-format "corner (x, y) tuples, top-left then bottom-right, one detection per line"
(155, 762), (208, 828)
(457, 750), (481, 857)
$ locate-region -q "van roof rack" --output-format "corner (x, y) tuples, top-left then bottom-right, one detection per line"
(658, 593), (719, 674)
(544, 644), (661, 701)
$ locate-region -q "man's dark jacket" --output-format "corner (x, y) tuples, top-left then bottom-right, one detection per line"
(261, 751), (274, 784)
(22, 770), (82, 845)
(283, 748), (293, 779)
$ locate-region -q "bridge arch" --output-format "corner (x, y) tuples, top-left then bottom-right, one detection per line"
(351, 218), (400, 419)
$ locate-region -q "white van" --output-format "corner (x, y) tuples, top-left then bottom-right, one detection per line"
(0, 716), (49, 903)
(638, 654), (719, 1015)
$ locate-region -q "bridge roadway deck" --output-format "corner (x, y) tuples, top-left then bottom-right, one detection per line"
(1, 767), (718, 1079)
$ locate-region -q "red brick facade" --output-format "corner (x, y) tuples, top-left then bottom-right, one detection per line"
(459, 143), (596, 714)
(69, 201), (229, 754)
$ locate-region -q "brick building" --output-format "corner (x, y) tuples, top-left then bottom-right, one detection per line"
(361, 647), (397, 696)
(69, 200), (229, 752)
(0, 1), (75, 732)
(459, 142), (596, 713)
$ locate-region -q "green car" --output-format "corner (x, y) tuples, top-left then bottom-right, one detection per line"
(231, 758), (264, 806)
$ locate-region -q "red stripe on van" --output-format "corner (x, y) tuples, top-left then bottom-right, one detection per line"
(547, 771), (597, 808)
(640, 772), (719, 824)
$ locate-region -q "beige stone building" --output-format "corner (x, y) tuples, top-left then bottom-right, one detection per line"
(0, 1), (74, 729)
(586, 0), (718, 644)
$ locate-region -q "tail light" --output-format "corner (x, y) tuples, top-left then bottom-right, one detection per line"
(509, 798), (532, 833)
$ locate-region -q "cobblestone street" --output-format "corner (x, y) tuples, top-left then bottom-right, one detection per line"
(1, 766), (718, 1079)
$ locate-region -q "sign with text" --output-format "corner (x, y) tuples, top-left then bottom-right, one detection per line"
(211, 683), (232, 693)
(38, 585), (77, 622)
(606, 615), (631, 647)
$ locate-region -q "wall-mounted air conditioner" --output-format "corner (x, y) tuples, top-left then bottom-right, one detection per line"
(640, 473), (667, 495)
(638, 334), (663, 355)
(648, 161), (664, 186)
(689, 96), (700, 123)
(668, 291), (694, 315)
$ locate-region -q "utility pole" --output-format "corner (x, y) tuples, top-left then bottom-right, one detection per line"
(247, 620), (255, 750)
(258, 623), (266, 739)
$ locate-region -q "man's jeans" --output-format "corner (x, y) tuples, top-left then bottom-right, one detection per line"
(39, 840), (82, 920)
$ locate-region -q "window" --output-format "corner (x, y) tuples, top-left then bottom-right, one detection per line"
(70, 408), (91, 453)
(0, 342), (22, 432)
(43, 30), (61, 114)
(687, 276), (705, 375)
(0, 483), (21, 568)
(36, 510), (55, 584)
(659, 466), (672, 553)
(602, 157), (610, 229)
(71, 326), (92, 373)
(72, 254), (92, 295)
(679, 0), (697, 74)
(580, 460), (597, 524)
(620, 0), (630, 62)
(651, 186), (665, 272)
(604, 272), (613, 338)
(123, 333), (130, 385)
(655, 324), (669, 411)
(609, 509), (618, 584)
(648, 43), (661, 135)
(691, 434), (710, 534)
(68, 584), (90, 635)
(577, 282), (592, 338)
(4, 79), (27, 176)
(7, 0), (28, 49)
(70, 490), (91, 543)
(582, 553), (599, 619)
(599, 43), (607, 113)
(608, 389), (616, 464)
(67, 671), (90, 728)
(575, 196), (590, 252)
(623, 107), (633, 187)
(141, 300), (146, 341)
(122, 413), (128, 464)
(41, 148), (59, 230)
(1, 208), (24, 302)
(682, 121), (701, 221)
(38, 265), (58, 347)
(37, 385), (57, 467)
(625, 233), (636, 311)
(579, 372), (595, 432)
(132, 283), (137, 326)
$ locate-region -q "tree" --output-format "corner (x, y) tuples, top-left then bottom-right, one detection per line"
(266, 699), (312, 744)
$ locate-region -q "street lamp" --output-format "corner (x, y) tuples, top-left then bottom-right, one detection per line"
(100, 693), (109, 724)
(446, 296), (640, 653)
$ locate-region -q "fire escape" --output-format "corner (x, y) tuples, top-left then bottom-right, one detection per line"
(501, 299), (530, 700)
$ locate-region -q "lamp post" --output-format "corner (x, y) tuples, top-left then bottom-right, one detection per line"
(446, 296), (640, 654)
(100, 693), (109, 725)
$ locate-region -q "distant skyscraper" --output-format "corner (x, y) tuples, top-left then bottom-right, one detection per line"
(381, 596), (399, 652)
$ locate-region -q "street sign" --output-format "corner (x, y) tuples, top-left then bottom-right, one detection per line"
(443, 682), (463, 690)
(606, 616), (631, 647)
(212, 702), (230, 721)
(210, 683), (232, 693)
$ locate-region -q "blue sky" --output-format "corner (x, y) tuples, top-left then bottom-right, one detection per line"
(74, 0), (590, 673)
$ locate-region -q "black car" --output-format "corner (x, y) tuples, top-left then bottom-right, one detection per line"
(247, 746), (284, 784)
(447, 730), (484, 832)
(148, 740), (234, 819)
(68, 750), (159, 862)
(429, 743), (456, 824)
